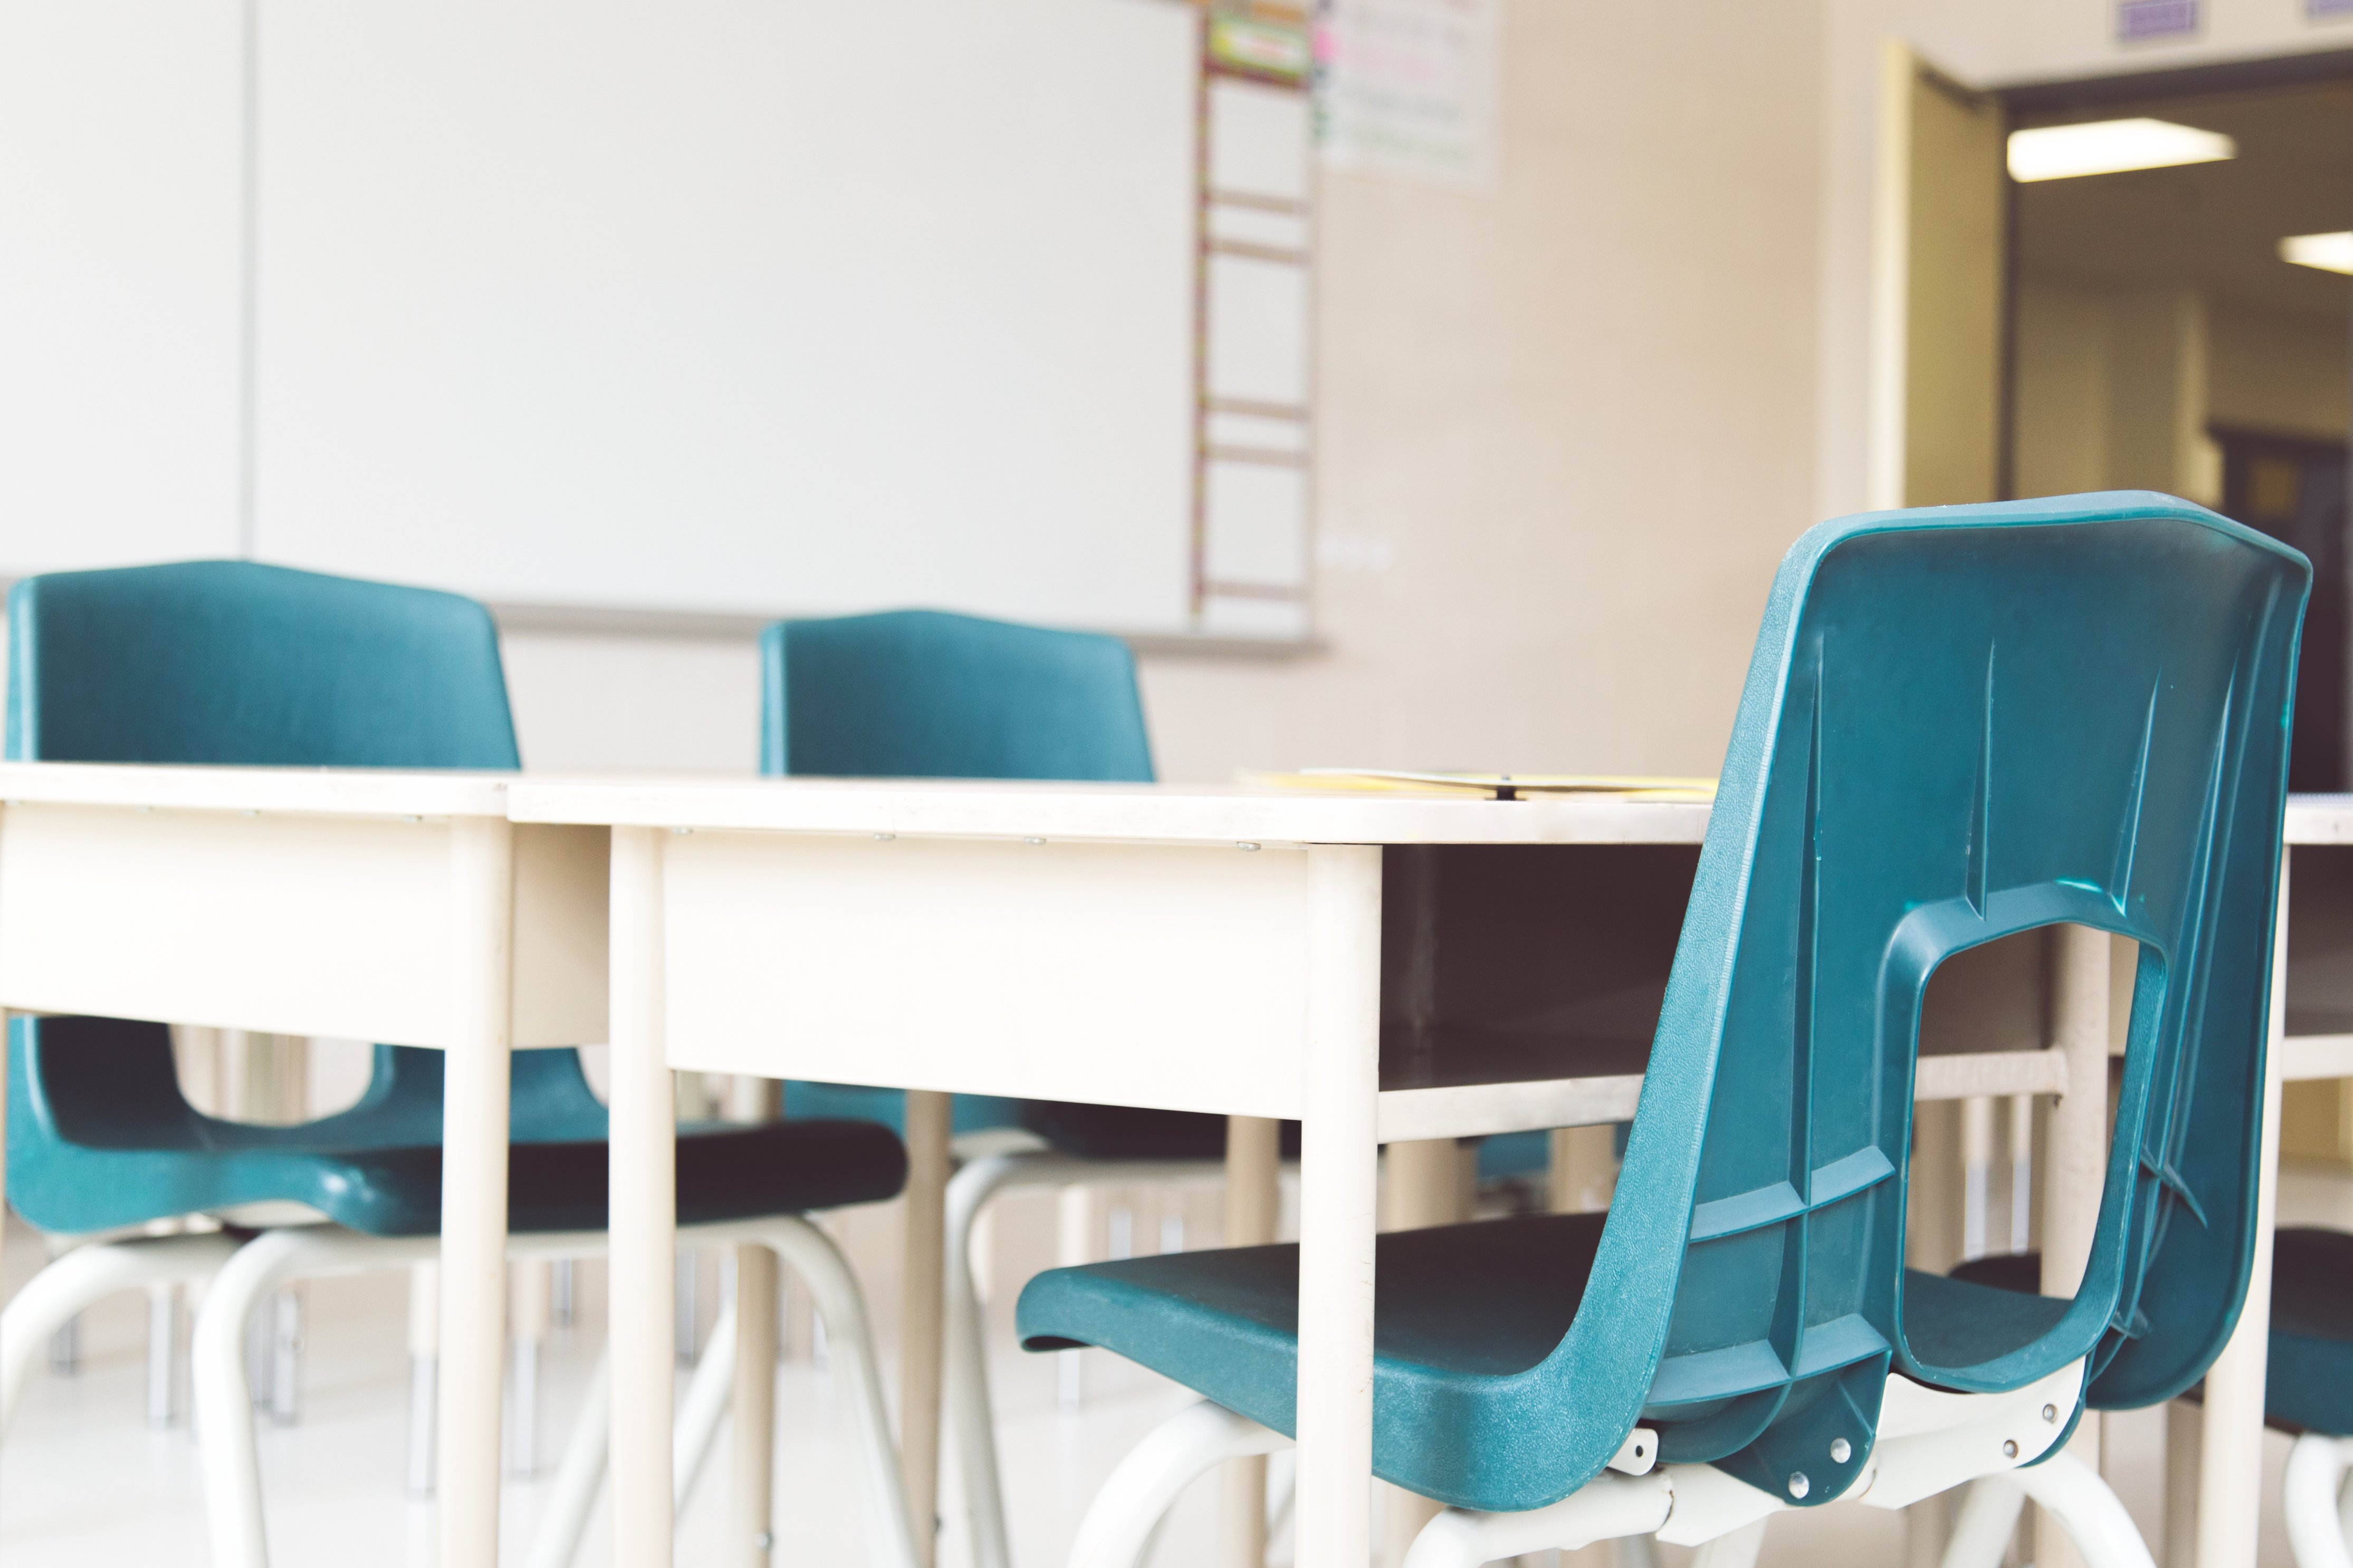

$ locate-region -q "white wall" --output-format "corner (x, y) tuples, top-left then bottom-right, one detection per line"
(510, 1), (1829, 783)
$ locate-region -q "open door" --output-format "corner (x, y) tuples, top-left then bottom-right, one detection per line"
(1868, 40), (2011, 511)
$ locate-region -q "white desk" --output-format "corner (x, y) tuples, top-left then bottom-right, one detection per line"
(506, 777), (2100, 1568)
(0, 762), (608, 1568)
(2189, 799), (2353, 1568)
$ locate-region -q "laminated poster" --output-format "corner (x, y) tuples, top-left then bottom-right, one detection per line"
(1314, 0), (1499, 189)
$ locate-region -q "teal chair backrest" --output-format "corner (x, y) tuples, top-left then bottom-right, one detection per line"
(1529, 494), (2306, 1506)
(8, 559), (518, 768)
(5, 560), (597, 1179)
(760, 609), (1152, 782)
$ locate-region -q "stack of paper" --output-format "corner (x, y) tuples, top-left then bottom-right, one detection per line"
(1241, 769), (1716, 803)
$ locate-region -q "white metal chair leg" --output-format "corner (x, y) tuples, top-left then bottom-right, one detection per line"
(193, 1228), (439, 1568)
(267, 1287), (301, 1426)
(537, 1219), (915, 1568)
(1400, 1473), (1675, 1568)
(147, 1283), (183, 1428)
(759, 1216), (922, 1568)
(2285, 1434), (2353, 1568)
(674, 1296), (739, 1512)
(522, 1351), (611, 1568)
(1938, 1474), (2027, 1568)
(510, 1259), (551, 1478)
(2339, 1446), (2353, 1559)
(945, 1151), (1031, 1568)
(0, 1232), (239, 1436)
(2010, 1452), (2157, 1568)
(1068, 1399), (1292, 1568)
(943, 1151), (1229, 1568)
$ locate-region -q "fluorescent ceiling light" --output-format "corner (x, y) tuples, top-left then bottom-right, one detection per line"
(2006, 118), (2236, 181)
(2281, 231), (2353, 275)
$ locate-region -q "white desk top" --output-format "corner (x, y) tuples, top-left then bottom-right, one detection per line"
(2289, 795), (2353, 845)
(0, 762), (2335, 851)
(0, 761), (514, 818)
(505, 776), (1714, 846)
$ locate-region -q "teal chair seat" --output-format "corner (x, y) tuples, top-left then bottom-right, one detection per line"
(1958, 1229), (2353, 1440)
(1021, 1214), (2071, 1512)
(12, 1018), (906, 1238)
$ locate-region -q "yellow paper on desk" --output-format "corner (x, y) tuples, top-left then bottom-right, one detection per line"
(1241, 768), (1717, 802)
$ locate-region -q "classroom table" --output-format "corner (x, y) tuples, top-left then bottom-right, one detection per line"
(504, 776), (2110, 1568)
(2189, 797), (2353, 1568)
(0, 762), (608, 1568)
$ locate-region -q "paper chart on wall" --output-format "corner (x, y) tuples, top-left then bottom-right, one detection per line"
(1314, 0), (1499, 189)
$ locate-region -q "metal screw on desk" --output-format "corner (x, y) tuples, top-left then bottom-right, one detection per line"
(1787, 1471), (1809, 1499)
(2042, 1403), (2058, 1422)
(1237, 841), (1261, 851)
(874, 832), (895, 841)
(1830, 1438), (1851, 1464)
(1023, 836), (1045, 845)
(673, 826), (693, 835)
(2002, 1439), (2019, 1458)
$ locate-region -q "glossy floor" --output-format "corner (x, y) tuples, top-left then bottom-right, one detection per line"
(0, 1179), (2326, 1568)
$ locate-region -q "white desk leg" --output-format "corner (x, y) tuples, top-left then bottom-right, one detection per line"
(439, 816), (518, 1568)
(2196, 846), (2289, 1568)
(902, 1088), (952, 1568)
(1296, 844), (1382, 1568)
(1222, 1114), (1281, 1568)
(1382, 1139), (1466, 1565)
(733, 1076), (783, 1567)
(2039, 922), (2112, 1568)
(613, 826), (679, 1568)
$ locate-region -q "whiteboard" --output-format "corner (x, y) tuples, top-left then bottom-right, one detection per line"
(252, 0), (1210, 634)
(0, 0), (245, 572)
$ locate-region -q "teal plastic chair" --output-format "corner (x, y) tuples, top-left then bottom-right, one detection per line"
(1960, 1229), (2353, 1568)
(0, 561), (919, 1568)
(2262, 1232), (2353, 1566)
(762, 608), (1298, 1568)
(1017, 493), (2308, 1568)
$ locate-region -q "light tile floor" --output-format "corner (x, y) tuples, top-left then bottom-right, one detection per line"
(0, 1201), (2316, 1568)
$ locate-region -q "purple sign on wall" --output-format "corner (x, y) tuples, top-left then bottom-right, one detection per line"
(2117, 0), (2200, 39)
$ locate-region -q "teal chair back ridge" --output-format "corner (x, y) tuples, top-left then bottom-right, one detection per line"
(1538, 492), (2305, 1506)
(4, 560), (602, 1234)
(7, 559), (518, 769)
(760, 608), (1152, 782)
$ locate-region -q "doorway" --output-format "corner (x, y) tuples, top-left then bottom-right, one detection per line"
(2004, 68), (2353, 788)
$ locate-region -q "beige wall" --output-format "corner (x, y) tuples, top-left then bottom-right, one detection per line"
(507, 2), (1829, 783)
(2012, 281), (2343, 506)
(2210, 299), (2352, 441)
(2013, 281), (2113, 497)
